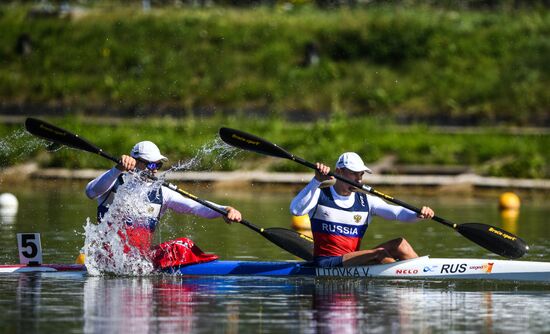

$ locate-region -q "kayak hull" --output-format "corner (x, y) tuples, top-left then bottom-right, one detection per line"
(1, 256), (549, 282)
(172, 256), (550, 282)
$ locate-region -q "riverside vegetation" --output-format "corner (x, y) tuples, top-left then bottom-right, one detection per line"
(0, 4), (549, 125)
(0, 4), (548, 179)
(0, 115), (547, 179)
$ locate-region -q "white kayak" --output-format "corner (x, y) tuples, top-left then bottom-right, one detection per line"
(310, 256), (550, 282)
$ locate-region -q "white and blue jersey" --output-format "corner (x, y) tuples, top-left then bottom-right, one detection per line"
(309, 187), (370, 256)
(290, 178), (420, 257)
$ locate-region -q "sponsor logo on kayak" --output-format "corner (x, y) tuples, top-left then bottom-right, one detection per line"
(469, 263), (494, 273)
(441, 263), (467, 274)
(395, 268), (419, 275)
(316, 267), (370, 277)
(423, 265), (438, 273)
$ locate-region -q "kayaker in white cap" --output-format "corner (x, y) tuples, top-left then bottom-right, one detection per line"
(85, 141), (242, 269)
(290, 152), (434, 268)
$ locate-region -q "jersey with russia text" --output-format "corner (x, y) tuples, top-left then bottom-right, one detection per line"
(310, 188), (370, 257)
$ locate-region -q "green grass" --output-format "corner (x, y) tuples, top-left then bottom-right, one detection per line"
(1, 116), (547, 179)
(0, 5), (549, 125)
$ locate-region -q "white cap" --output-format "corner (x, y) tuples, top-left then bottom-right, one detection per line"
(335, 152), (372, 173)
(130, 141), (168, 162)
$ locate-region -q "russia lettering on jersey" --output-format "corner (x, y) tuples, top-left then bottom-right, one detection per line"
(310, 188), (370, 256)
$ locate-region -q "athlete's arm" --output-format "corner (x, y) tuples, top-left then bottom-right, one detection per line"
(290, 178), (322, 216)
(161, 186), (225, 219)
(85, 167), (122, 199)
(369, 195), (420, 222)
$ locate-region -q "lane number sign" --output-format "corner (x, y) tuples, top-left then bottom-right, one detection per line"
(17, 233), (43, 265)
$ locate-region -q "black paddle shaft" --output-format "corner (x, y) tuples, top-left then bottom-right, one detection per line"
(163, 183), (258, 231)
(160, 183), (314, 261)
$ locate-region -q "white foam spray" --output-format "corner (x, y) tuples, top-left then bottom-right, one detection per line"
(83, 171), (163, 276)
(0, 129), (49, 165)
(166, 137), (240, 173)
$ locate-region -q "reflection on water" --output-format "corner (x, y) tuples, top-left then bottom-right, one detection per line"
(84, 277), (160, 334)
(3, 271), (549, 334)
(15, 274), (41, 333)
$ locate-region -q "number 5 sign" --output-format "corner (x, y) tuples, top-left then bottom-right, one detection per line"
(17, 233), (43, 265)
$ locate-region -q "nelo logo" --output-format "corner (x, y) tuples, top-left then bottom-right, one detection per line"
(395, 268), (419, 275)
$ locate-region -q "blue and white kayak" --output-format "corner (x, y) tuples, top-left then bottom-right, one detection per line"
(1, 256), (550, 282)
(171, 256), (550, 282)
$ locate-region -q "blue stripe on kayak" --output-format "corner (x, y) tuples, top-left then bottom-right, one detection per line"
(164, 260), (316, 276)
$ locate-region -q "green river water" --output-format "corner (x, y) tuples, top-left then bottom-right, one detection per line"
(0, 180), (549, 333)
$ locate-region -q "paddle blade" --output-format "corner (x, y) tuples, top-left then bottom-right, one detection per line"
(261, 227), (314, 261)
(457, 223), (528, 259)
(25, 118), (98, 155)
(219, 127), (293, 160)
(25, 118), (118, 163)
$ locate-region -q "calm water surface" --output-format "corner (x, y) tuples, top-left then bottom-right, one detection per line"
(0, 181), (549, 333)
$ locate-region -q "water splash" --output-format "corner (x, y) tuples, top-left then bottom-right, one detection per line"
(80, 137), (239, 275)
(83, 171), (164, 276)
(0, 129), (49, 166)
(166, 137), (240, 173)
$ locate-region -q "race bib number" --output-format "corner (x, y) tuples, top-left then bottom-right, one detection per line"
(17, 233), (43, 265)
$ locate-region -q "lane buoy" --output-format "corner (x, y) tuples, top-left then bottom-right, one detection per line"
(291, 214), (311, 231)
(0, 193), (18, 210)
(499, 192), (520, 211)
(499, 192), (520, 235)
(75, 252), (86, 265)
(0, 193), (18, 224)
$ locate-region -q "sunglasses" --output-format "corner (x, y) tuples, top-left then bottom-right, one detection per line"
(137, 159), (163, 170)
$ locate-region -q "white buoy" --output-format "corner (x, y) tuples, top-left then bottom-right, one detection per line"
(0, 193), (18, 209)
(0, 193), (18, 224)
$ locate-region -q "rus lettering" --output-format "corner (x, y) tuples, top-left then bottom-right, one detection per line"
(441, 263), (467, 274)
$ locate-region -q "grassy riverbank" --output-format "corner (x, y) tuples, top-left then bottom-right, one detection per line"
(1, 116), (547, 179)
(1, 4), (549, 125)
